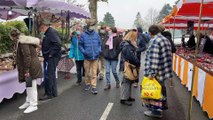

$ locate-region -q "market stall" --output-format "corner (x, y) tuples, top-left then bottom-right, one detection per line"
(173, 51), (213, 119)
(0, 0), (90, 103)
(161, 0), (213, 119)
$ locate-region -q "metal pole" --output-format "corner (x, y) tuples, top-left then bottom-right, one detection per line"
(187, 0), (204, 120)
(171, 16), (176, 87)
(61, 10), (65, 41)
(28, 11), (32, 35)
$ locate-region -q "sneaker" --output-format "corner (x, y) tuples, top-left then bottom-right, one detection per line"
(144, 110), (163, 118)
(85, 84), (91, 91)
(120, 100), (132, 106)
(128, 97), (135, 102)
(19, 102), (30, 110)
(99, 74), (104, 80)
(24, 106), (38, 113)
(116, 81), (120, 88)
(91, 88), (98, 94)
(104, 84), (111, 90)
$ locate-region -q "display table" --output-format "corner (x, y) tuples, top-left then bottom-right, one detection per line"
(0, 70), (42, 103)
(173, 54), (213, 119)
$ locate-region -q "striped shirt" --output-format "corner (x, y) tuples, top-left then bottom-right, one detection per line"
(144, 33), (173, 82)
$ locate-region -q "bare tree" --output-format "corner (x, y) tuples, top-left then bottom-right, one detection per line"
(143, 8), (159, 30)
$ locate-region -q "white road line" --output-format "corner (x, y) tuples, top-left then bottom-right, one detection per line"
(99, 103), (114, 120)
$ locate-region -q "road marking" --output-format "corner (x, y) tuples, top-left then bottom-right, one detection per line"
(99, 103), (114, 120)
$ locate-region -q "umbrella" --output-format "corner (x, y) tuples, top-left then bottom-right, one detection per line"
(0, 0), (40, 7)
(0, 8), (20, 20)
(34, 0), (91, 19)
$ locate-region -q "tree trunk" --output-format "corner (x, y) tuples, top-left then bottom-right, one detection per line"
(89, 0), (98, 20)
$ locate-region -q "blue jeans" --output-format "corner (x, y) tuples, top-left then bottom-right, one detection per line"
(105, 59), (119, 84)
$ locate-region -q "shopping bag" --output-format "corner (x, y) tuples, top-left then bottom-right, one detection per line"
(124, 61), (139, 81)
(141, 77), (162, 100)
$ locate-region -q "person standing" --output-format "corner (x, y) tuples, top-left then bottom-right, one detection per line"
(120, 31), (140, 106)
(9, 28), (42, 113)
(143, 25), (172, 118)
(39, 20), (62, 100)
(158, 24), (176, 53)
(135, 27), (147, 88)
(69, 27), (85, 85)
(103, 27), (120, 90)
(79, 19), (101, 94)
(98, 25), (108, 80)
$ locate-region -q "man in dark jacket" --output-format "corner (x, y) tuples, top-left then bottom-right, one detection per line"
(158, 24), (176, 53)
(137, 27), (147, 55)
(135, 27), (148, 88)
(98, 25), (108, 80)
(79, 19), (101, 94)
(39, 19), (61, 100)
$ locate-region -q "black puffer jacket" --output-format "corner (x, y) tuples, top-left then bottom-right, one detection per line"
(161, 31), (176, 53)
(103, 36), (120, 60)
(119, 41), (140, 71)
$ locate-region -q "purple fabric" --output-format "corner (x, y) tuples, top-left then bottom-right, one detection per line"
(34, 0), (91, 18)
(57, 12), (90, 19)
(0, 70), (42, 103)
(0, 0), (40, 7)
(0, 0), (90, 19)
(0, 0), (17, 6)
(0, 8), (20, 20)
(13, 0), (41, 7)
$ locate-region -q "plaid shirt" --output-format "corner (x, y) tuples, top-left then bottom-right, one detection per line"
(144, 33), (173, 82)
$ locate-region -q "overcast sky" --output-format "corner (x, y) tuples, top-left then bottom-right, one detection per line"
(0, 0), (177, 28)
(76, 0), (177, 29)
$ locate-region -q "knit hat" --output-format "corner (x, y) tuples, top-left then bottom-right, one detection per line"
(158, 24), (165, 32)
(85, 19), (97, 26)
(41, 19), (52, 25)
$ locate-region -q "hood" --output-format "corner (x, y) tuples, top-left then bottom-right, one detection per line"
(18, 35), (40, 45)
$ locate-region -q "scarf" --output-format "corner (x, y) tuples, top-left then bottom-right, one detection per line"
(106, 33), (116, 50)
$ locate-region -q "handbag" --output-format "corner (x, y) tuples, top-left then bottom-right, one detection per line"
(141, 77), (162, 100)
(124, 61), (139, 81)
(25, 76), (32, 87)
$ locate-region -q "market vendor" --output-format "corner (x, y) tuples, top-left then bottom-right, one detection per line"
(186, 33), (196, 50)
(202, 35), (213, 55)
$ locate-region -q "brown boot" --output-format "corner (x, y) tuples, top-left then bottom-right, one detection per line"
(104, 84), (111, 90)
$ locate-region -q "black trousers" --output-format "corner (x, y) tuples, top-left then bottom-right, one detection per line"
(75, 60), (84, 83)
(45, 57), (60, 97)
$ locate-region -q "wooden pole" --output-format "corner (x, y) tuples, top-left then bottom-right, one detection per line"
(171, 16), (176, 87)
(187, 0), (204, 120)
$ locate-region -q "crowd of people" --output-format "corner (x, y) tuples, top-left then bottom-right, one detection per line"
(10, 18), (175, 118)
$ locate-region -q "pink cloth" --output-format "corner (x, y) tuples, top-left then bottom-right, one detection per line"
(106, 34), (116, 50)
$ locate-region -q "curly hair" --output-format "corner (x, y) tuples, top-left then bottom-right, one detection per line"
(9, 28), (21, 40)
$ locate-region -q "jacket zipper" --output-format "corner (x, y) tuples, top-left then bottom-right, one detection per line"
(77, 37), (79, 60)
(92, 37), (94, 59)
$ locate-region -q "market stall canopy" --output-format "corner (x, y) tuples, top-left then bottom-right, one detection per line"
(0, 0), (90, 20)
(163, 16), (213, 24)
(0, 8), (20, 20)
(164, 23), (213, 30)
(34, 0), (91, 19)
(0, 0), (41, 7)
(161, 0), (213, 24)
